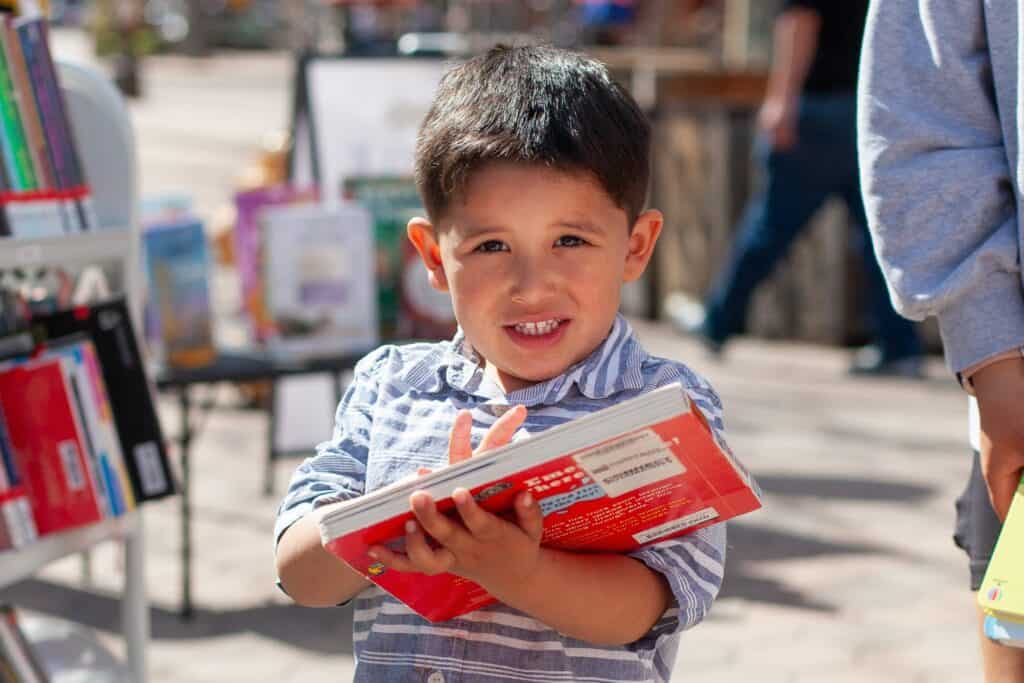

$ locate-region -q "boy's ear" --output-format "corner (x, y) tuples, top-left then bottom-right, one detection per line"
(623, 209), (663, 282)
(407, 217), (449, 292)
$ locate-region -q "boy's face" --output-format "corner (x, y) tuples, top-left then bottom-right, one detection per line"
(408, 162), (662, 393)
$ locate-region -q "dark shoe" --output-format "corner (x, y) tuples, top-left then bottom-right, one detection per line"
(663, 292), (724, 356)
(848, 345), (924, 378)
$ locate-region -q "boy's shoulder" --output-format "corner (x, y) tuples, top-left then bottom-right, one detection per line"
(353, 339), (458, 391)
(638, 353), (725, 428)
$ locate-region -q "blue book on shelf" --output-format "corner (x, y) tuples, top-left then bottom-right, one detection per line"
(143, 217), (215, 368)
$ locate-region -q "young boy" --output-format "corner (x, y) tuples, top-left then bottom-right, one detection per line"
(275, 44), (731, 683)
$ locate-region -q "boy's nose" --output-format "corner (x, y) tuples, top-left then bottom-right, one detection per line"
(508, 255), (557, 303)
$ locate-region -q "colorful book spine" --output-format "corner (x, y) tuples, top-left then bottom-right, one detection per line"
(0, 25), (35, 191)
(13, 17), (76, 232)
(1, 16), (51, 191)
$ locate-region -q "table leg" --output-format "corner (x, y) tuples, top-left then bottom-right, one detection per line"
(178, 386), (193, 619)
(263, 378), (277, 497)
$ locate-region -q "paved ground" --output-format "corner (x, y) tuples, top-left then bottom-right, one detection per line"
(0, 31), (986, 682)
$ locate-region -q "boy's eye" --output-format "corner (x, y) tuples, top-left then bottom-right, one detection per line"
(474, 240), (509, 253)
(555, 235), (588, 247)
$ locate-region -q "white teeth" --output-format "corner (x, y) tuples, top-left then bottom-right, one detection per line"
(514, 319), (561, 336)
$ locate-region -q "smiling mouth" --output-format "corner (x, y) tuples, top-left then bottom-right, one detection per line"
(508, 319), (565, 336)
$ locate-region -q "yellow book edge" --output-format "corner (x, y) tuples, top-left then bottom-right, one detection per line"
(977, 475), (1024, 622)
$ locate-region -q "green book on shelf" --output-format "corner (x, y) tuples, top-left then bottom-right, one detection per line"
(0, 23), (36, 191)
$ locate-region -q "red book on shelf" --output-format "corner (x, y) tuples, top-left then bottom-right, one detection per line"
(318, 382), (762, 622)
(0, 360), (103, 535)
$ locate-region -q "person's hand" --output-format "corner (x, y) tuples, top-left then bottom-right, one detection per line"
(971, 357), (1024, 521)
(757, 95), (799, 151)
(368, 405), (545, 593)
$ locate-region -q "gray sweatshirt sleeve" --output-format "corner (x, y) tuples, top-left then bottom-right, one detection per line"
(857, 0), (1024, 372)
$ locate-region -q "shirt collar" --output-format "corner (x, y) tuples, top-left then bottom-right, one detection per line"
(401, 314), (648, 406)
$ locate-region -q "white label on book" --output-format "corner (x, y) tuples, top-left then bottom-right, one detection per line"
(133, 441), (168, 496)
(574, 429), (684, 498)
(632, 508), (720, 545)
(58, 440), (86, 491)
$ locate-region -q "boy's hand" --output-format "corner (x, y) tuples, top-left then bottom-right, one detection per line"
(386, 488), (544, 593)
(369, 404), (545, 592)
(972, 357), (1024, 521)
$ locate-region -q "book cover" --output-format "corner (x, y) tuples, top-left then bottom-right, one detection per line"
(232, 185), (317, 343)
(0, 359), (104, 535)
(341, 176), (421, 339)
(261, 202), (378, 360)
(977, 474), (1024, 623)
(341, 176), (457, 342)
(31, 298), (177, 503)
(318, 382), (762, 622)
(42, 340), (134, 516)
(142, 216), (215, 369)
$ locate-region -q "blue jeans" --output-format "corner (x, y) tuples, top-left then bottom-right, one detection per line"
(702, 93), (921, 361)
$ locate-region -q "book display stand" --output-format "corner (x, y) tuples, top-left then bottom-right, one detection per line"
(0, 60), (148, 681)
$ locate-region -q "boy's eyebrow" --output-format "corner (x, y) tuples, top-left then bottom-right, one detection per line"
(554, 220), (605, 236)
(456, 219), (607, 238)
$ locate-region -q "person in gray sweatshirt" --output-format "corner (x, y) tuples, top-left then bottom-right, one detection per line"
(858, 1), (1024, 680)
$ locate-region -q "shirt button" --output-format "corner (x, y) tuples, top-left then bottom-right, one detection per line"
(426, 673), (445, 683)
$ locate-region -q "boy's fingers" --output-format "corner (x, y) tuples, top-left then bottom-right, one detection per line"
(448, 410), (474, 465)
(403, 520), (456, 576)
(476, 405), (527, 455)
(410, 492), (464, 549)
(452, 488), (500, 541)
(514, 491), (544, 543)
(367, 545), (417, 574)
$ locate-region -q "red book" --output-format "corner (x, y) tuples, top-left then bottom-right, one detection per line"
(0, 360), (103, 535)
(318, 382), (762, 622)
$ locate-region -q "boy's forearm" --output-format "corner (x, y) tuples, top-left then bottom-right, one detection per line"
(275, 513), (371, 607)
(491, 548), (673, 646)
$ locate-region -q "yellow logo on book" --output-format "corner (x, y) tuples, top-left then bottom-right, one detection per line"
(368, 562), (386, 576)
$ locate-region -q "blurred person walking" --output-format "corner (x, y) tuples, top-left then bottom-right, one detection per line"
(670, 0), (922, 376)
(859, 2), (1024, 680)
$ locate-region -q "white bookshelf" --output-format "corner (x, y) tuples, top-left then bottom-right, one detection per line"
(0, 60), (149, 682)
(0, 228), (133, 271)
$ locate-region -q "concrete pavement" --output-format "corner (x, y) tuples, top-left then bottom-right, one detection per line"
(0, 32), (985, 682)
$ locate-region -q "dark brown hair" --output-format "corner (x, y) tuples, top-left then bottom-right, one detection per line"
(414, 45), (651, 225)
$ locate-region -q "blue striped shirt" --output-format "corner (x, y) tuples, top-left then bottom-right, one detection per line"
(275, 314), (729, 683)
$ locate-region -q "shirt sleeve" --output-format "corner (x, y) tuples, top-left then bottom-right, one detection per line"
(273, 346), (392, 545)
(623, 363), (735, 650)
(628, 523), (727, 651)
(858, 0), (1024, 372)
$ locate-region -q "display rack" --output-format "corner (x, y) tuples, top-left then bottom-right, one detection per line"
(0, 59), (148, 682)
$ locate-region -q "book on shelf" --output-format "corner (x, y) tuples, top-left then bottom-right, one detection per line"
(317, 381), (762, 622)
(261, 201), (378, 360)
(232, 184), (317, 343)
(141, 215), (215, 369)
(31, 297), (177, 504)
(978, 474), (1024, 631)
(341, 175), (457, 342)
(0, 355), (105, 535)
(0, 14), (95, 237)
